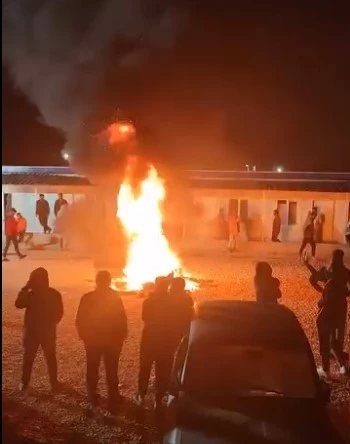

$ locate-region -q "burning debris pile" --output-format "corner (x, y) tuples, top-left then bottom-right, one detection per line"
(116, 162), (198, 291)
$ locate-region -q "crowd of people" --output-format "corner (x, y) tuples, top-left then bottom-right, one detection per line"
(3, 193), (69, 261)
(216, 205), (344, 256)
(13, 249), (349, 417)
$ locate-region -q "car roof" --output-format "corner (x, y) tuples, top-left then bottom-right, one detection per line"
(191, 300), (309, 348)
(195, 300), (296, 321)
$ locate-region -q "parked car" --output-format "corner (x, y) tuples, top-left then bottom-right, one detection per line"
(164, 300), (343, 444)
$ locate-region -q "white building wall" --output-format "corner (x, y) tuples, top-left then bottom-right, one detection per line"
(11, 192), (75, 233)
(334, 199), (348, 243)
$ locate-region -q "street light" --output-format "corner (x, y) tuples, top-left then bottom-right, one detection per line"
(62, 150), (70, 162)
(276, 165), (284, 173)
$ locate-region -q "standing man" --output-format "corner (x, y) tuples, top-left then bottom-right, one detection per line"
(271, 209), (281, 242)
(54, 193), (68, 217)
(227, 211), (240, 252)
(15, 268), (63, 391)
(134, 276), (193, 409)
(76, 271), (127, 414)
(3, 208), (26, 261)
(36, 194), (51, 234)
(299, 211), (316, 259)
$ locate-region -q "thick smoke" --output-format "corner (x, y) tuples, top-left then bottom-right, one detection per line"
(2, 0), (185, 175)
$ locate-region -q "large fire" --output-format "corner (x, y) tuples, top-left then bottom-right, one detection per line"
(117, 165), (197, 291)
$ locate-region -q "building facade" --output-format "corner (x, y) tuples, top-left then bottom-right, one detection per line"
(2, 166), (350, 243)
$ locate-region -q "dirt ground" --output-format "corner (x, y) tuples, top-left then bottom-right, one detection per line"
(2, 241), (350, 443)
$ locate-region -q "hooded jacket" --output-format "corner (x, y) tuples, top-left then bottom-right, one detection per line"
(15, 268), (63, 339)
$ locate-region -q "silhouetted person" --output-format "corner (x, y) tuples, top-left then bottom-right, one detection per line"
(76, 271), (127, 413)
(15, 268), (63, 391)
(254, 262), (281, 304)
(228, 211), (240, 252)
(345, 223), (350, 245)
(305, 249), (350, 377)
(299, 211), (316, 258)
(271, 209), (281, 242)
(3, 208), (26, 261)
(36, 194), (51, 234)
(216, 208), (226, 239)
(168, 277), (194, 347)
(54, 193), (68, 217)
(135, 276), (193, 409)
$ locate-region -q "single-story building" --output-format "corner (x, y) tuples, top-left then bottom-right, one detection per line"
(2, 166), (350, 243)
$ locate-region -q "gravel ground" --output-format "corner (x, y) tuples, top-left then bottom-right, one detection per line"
(2, 241), (350, 443)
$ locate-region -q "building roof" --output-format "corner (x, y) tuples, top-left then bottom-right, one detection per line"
(2, 166), (350, 192)
(2, 166), (90, 186)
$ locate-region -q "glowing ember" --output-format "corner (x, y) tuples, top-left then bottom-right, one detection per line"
(117, 165), (197, 291)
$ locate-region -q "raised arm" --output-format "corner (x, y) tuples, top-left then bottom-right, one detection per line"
(15, 287), (30, 309)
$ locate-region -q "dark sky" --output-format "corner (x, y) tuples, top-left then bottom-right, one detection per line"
(2, 3), (350, 171)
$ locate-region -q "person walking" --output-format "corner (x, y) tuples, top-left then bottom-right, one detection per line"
(134, 276), (193, 409)
(36, 194), (52, 234)
(227, 211), (240, 252)
(271, 209), (281, 242)
(54, 193), (68, 217)
(299, 211), (316, 259)
(55, 202), (69, 250)
(254, 261), (282, 304)
(3, 208), (26, 261)
(15, 268), (63, 391)
(16, 213), (33, 245)
(76, 271), (127, 414)
(305, 249), (350, 378)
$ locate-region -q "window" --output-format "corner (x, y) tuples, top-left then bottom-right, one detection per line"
(240, 199), (249, 221)
(277, 200), (288, 225)
(288, 202), (297, 225)
(277, 200), (298, 226)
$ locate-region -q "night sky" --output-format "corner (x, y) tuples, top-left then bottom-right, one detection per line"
(2, 3), (350, 171)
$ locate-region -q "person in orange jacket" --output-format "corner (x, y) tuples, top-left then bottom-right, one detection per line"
(3, 208), (26, 261)
(227, 210), (240, 252)
(16, 213), (33, 245)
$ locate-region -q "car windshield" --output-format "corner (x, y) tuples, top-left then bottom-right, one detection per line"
(183, 343), (317, 400)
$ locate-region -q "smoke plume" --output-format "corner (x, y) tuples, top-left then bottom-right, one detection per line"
(2, 0), (186, 175)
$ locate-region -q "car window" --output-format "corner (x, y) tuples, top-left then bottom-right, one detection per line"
(183, 344), (317, 399)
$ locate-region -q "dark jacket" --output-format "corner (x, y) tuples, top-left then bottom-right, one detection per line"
(36, 199), (50, 216)
(255, 277), (282, 304)
(304, 222), (314, 240)
(76, 288), (127, 348)
(316, 268), (350, 325)
(54, 198), (68, 217)
(15, 287), (63, 339)
(142, 290), (194, 349)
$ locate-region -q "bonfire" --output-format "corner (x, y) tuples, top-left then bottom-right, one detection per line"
(116, 164), (197, 292)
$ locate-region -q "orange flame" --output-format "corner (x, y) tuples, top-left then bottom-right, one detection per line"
(117, 165), (197, 291)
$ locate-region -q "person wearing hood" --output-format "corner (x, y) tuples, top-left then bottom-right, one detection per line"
(134, 275), (193, 409)
(76, 271), (127, 414)
(134, 276), (170, 408)
(254, 262), (282, 304)
(15, 268), (63, 391)
(305, 249), (350, 378)
(299, 211), (316, 259)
